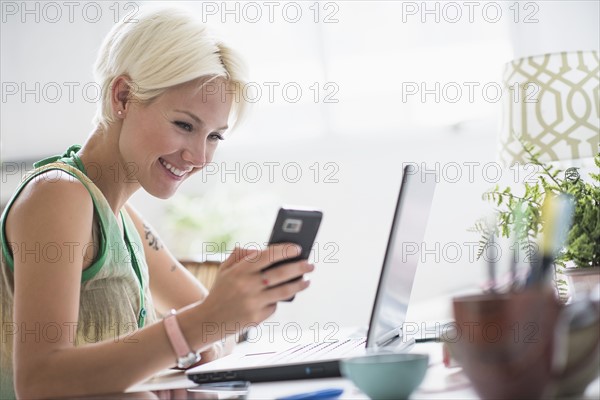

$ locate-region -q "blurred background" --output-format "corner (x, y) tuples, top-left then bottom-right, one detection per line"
(2, 1), (599, 331)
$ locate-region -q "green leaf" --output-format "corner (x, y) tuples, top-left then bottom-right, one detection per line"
(470, 149), (599, 271)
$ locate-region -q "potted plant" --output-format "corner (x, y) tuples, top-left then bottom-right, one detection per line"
(470, 139), (600, 300)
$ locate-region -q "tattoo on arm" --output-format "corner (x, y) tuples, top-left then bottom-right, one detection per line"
(143, 222), (163, 251)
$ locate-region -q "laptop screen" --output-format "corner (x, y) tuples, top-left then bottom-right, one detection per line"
(365, 165), (436, 348)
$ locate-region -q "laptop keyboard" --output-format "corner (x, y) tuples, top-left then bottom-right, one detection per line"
(264, 338), (367, 363)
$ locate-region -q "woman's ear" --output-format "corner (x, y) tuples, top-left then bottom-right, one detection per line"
(111, 75), (132, 117)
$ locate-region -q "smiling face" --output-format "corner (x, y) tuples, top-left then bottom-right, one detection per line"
(118, 78), (233, 199)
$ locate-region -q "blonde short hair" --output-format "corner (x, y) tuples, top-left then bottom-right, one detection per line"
(93, 6), (248, 131)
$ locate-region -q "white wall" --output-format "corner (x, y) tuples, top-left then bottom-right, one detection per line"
(508, 0), (600, 58)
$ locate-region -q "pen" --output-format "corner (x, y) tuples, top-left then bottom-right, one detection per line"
(487, 234), (497, 292)
(510, 202), (526, 291)
(525, 194), (574, 287)
(277, 388), (344, 400)
(416, 337), (440, 343)
(540, 194), (574, 279)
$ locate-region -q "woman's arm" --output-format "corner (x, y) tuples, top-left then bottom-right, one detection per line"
(7, 172), (311, 398)
(125, 204), (238, 364)
(124, 203), (208, 314)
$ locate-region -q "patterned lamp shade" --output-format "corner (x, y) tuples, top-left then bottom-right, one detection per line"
(499, 51), (599, 166)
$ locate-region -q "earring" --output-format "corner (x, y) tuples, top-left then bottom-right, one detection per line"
(117, 110), (123, 115)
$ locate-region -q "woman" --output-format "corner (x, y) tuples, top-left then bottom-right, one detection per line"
(0, 6), (312, 398)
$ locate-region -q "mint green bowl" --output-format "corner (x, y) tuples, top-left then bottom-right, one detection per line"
(340, 353), (429, 399)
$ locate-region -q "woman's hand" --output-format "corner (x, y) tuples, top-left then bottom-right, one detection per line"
(197, 244), (314, 341)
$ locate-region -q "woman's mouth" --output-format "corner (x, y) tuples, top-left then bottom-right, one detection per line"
(159, 158), (188, 180)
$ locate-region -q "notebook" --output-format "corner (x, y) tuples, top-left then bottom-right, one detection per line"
(186, 165), (437, 384)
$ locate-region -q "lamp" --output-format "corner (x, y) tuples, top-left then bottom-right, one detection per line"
(499, 51), (599, 166)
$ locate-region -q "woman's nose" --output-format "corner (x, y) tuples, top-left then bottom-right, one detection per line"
(181, 146), (206, 168)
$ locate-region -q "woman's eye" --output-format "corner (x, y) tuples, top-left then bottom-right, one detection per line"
(208, 133), (224, 142)
(174, 121), (193, 132)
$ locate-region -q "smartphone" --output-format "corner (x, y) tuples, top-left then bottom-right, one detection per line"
(264, 207), (323, 301)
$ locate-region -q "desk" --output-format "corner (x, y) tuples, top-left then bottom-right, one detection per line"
(126, 341), (600, 399)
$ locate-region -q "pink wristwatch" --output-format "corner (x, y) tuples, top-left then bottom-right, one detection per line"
(163, 309), (200, 368)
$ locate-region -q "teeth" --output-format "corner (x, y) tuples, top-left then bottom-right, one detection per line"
(160, 159), (185, 177)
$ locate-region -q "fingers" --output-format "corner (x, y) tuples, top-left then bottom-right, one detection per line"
(203, 244), (309, 332)
(263, 277), (311, 303)
(220, 246), (259, 269)
(260, 260), (314, 288)
(221, 244), (300, 272)
(242, 243), (302, 273)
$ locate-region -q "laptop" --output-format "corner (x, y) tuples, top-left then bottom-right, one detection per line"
(186, 165), (436, 384)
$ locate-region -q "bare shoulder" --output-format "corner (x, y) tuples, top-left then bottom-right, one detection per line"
(5, 169), (94, 244)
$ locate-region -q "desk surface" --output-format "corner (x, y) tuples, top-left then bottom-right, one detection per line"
(126, 341), (600, 399)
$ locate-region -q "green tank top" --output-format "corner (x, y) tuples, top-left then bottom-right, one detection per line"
(0, 145), (157, 398)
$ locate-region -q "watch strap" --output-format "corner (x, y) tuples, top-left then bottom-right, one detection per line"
(163, 309), (199, 368)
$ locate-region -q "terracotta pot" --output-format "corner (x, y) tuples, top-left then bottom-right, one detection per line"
(452, 289), (561, 400)
(451, 288), (600, 399)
